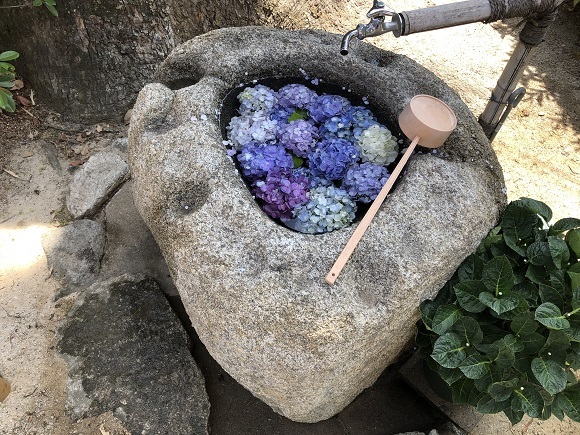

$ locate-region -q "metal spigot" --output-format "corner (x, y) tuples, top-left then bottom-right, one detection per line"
(340, 1), (401, 55)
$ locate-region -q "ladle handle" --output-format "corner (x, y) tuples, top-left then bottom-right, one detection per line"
(325, 136), (421, 285)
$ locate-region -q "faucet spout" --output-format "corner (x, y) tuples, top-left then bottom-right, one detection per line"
(340, 17), (401, 56)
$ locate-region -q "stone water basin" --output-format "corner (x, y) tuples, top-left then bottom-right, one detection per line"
(128, 26), (506, 423)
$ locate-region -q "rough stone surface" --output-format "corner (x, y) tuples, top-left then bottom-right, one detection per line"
(128, 27), (506, 423)
(41, 219), (105, 286)
(100, 181), (178, 296)
(67, 151), (129, 218)
(57, 274), (210, 434)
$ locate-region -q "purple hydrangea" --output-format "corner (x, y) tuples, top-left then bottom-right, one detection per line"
(291, 185), (357, 234)
(277, 84), (318, 109)
(350, 106), (378, 138)
(342, 162), (390, 203)
(307, 94), (352, 123)
(252, 169), (310, 221)
(277, 120), (319, 158)
(237, 84), (278, 115)
(308, 138), (359, 181)
(236, 142), (293, 181)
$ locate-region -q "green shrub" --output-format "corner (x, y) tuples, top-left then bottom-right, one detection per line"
(0, 51), (19, 112)
(417, 198), (580, 425)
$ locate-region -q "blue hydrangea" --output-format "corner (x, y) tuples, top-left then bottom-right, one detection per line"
(227, 111), (279, 149)
(237, 84), (278, 115)
(307, 94), (352, 123)
(319, 112), (354, 140)
(236, 142), (294, 181)
(277, 120), (319, 158)
(350, 106), (379, 138)
(342, 162), (390, 203)
(308, 138), (359, 181)
(291, 185), (357, 234)
(252, 169), (310, 221)
(269, 105), (295, 125)
(277, 84), (318, 109)
(292, 167), (333, 188)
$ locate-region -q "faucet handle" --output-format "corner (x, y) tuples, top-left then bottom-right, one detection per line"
(366, 0), (396, 19)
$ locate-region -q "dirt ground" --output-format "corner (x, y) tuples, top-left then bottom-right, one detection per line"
(0, 1), (579, 434)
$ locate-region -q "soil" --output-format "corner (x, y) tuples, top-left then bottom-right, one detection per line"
(0, 1), (579, 434)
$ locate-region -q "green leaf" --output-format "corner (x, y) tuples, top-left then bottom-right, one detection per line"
(477, 394), (510, 414)
(454, 280), (486, 313)
(45, 3), (59, 17)
(33, 0), (43, 6)
(0, 81), (13, 88)
(503, 407), (525, 425)
(531, 357), (567, 395)
(419, 299), (437, 331)
(482, 256), (514, 295)
(550, 218), (580, 235)
(0, 90), (15, 112)
(515, 197), (553, 223)
(548, 236), (570, 270)
(292, 154), (304, 168)
(526, 264), (549, 286)
(431, 332), (467, 368)
(527, 242), (553, 267)
(573, 287), (580, 310)
(513, 280), (539, 305)
(568, 262), (580, 294)
(487, 337), (515, 369)
(567, 229), (580, 257)
(502, 202), (538, 255)
(556, 390), (580, 422)
(0, 51), (19, 62)
(567, 346), (580, 370)
(552, 395), (565, 420)
(510, 312), (539, 337)
(451, 377), (474, 404)
(458, 255), (484, 281)
(564, 324), (580, 342)
(539, 283), (565, 309)
(479, 291), (519, 315)
(474, 364), (503, 393)
(489, 378), (519, 401)
(535, 303), (570, 330)
(288, 109), (308, 122)
(518, 332), (547, 354)
(540, 330), (570, 365)
(432, 304), (462, 335)
(511, 383), (545, 418)
(438, 366), (463, 386)
(0, 62), (15, 72)
(451, 316), (483, 346)
(503, 333), (525, 353)
(459, 354), (491, 379)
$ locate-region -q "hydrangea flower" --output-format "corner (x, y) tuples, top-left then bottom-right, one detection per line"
(309, 138), (359, 181)
(292, 185), (357, 234)
(356, 124), (399, 165)
(277, 84), (318, 109)
(236, 142), (293, 180)
(252, 169), (310, 221)
(307, 94), (352, 123)
(227, 111), (279, 149)
(319, 112), (354, 140)
(350, 106), (378, 138)
(292, 167), (332, 188)
(277, 120), (319, 158)
(342, 162), (390, 203)
(269, 105), (294, 125)
(237, 84), (278, 114)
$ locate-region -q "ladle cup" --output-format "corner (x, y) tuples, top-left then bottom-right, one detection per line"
(325, 95), (457, 285)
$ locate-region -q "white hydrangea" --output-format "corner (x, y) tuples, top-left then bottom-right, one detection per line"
(226, 110), (278, 149)
(356, 124), (399, 165)
(237, 85), (278, 115)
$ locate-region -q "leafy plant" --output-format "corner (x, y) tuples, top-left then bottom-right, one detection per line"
(417, 198), (580, 425)
(33, 0), (58, 17)
(0, 51), (19, 112)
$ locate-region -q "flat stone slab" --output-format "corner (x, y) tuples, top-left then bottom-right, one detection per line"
(67, 151), (129, 218)
(57, 274), (210, 434)
(128, 27), (506, 422)
(41, 219), (105, 286)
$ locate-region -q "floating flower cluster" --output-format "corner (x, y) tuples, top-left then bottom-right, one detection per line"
(225, 83), (399, 234)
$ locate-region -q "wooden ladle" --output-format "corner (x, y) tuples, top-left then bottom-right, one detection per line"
(325, 95), (457, 285)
